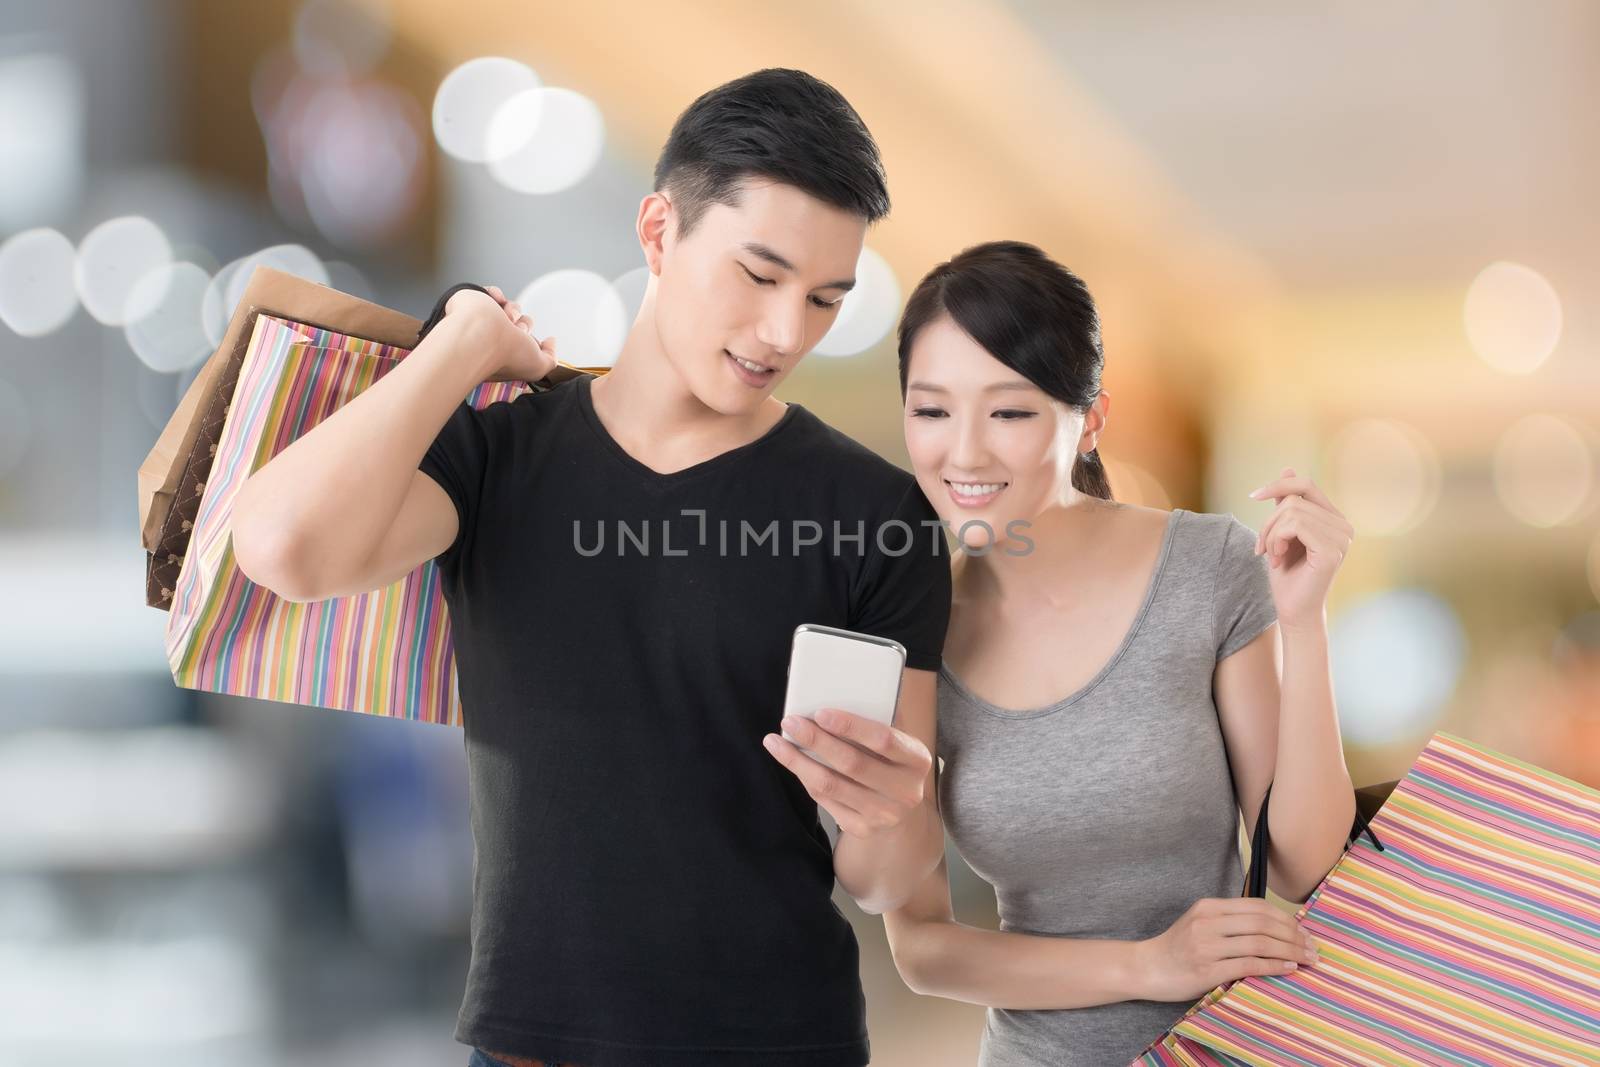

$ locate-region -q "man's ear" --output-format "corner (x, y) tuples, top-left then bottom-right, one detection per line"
(1081, 390), (1110, 452)
(637, 192), (673, 276)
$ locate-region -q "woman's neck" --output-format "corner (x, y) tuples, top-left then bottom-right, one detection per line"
(954, 495), (1125, 607)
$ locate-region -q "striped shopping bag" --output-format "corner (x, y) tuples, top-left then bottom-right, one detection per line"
(163, 313), (528, 726)
(1136, 989), (1247, 1065)
(1151, 733), (1600, 1066)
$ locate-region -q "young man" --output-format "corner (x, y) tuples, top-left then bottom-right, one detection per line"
(231, 69), (950, 1067)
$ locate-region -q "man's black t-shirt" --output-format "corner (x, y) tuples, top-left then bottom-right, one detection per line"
(418, 374), (951, 1067)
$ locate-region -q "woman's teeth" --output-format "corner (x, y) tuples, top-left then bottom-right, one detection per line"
(732, 355), (773, 375)
(949, 481), (1005, 497)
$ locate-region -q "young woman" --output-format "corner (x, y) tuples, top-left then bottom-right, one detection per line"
(883, 241), (1360, 1066)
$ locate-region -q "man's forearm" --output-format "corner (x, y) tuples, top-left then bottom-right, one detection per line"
(231, 313), (498, 594)
(833, 799), (943, 914)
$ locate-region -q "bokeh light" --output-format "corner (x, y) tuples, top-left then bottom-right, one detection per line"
(1331, 588), (1468, 746)
(486, 87), (606, 195)
(294, 80), (425, 247)
(201, 256), (250, 347)
(202, 245), (329, 347)
(125, 262), (214, 373)
(0, 228), (79, 338)
(1463, 260), (1563, 374)
(0, 378), (31, 479)
(73, 216), (173, 326)
(812, 247), (900, 357)
(255, 39), (424, 249)
(432, 57), (539, 163)
(1492, 413), (1595, 527)
(292, 0), (392, 79)
(611, 266), (650, 326)
(0, 52), (85, 230)
(1325, 417), (1441, 535)
(513, 269), (627, 367)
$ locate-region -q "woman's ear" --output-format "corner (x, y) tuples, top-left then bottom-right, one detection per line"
(1080, 390), (1110, 452)
(636, 192), (673, 276)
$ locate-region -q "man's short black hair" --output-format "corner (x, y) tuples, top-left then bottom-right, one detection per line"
(653, 68), (890, 236)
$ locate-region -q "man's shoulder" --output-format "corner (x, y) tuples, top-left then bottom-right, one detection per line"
(477, 374), (582, 427)
(783, 406), (917, 494)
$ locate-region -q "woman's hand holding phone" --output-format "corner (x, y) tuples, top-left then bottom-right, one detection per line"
(763, 708), (933, 842)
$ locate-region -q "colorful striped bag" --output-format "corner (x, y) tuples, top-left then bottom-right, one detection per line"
(1136, 732), (1600, 1065)
(163, 313), (529, 726)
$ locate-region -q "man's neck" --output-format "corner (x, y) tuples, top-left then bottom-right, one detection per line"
(587, 318), (789, 477)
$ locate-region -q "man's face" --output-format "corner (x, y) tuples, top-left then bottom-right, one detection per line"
(652, 178), (867, 415)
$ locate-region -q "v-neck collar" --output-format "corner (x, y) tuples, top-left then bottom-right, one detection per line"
(939, 507), (1186, 719)
(574, 374), (804, 490)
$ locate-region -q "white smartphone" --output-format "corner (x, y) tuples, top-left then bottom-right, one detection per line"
(781, 624), (906, 763)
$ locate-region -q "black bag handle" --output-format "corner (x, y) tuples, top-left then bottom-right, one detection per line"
(416, 282), (495, 344)
(1244, 782), (1385, 899)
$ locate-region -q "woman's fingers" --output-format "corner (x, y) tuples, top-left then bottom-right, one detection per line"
(1215, 933), (1318, 965)
(1261, 507), (1349, 568)
(1255, 497), (1352, 559)
(762, 733), (896, 829)
(781, 715), (902, 798)
(1249, 471), (1346, 521)
(1212, 907), (1307, 946)
(1214, 957), (1299, 986)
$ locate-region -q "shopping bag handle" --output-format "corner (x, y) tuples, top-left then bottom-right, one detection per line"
(1243, 780), (1386, 899)
(416, 281), (502, 346)
(417, 282), (608, 386)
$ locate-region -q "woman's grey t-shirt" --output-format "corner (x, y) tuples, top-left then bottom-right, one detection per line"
(936, 508), (1277, 1067)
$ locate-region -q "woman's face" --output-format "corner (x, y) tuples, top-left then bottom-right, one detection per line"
(903, 314), (1089, 552)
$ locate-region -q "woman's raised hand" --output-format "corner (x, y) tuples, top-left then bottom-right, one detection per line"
(1248, 467), (1354, 630)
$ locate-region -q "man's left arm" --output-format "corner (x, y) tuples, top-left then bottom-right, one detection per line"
(762, 666), (943, 914)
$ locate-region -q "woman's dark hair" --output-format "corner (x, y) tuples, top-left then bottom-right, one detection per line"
(896, 240), (1114, 501)
(653, 68), (890, 236)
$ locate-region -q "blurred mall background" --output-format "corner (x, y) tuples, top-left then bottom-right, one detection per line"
(1, 1), (1597, 1063)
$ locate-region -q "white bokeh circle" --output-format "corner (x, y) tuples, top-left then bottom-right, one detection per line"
(432, 57), (539, 163)
(1331, 589), (1466, 746)
(813, 247), (900, 357)
(1492, 413), (1595, 527)
(125, 262), (214, 373)
(514, 270), (626, 367)
(74, 216), (173, 326)
(1464, 261), (1563, 375)
(486, 87), (605, 195)
(0, 228), (79, 337)
(1324, 418), (1441, 536)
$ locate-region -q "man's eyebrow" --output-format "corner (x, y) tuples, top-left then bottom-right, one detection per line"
(741, 242), (856, 292)
(906, 380), (1036, 393)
